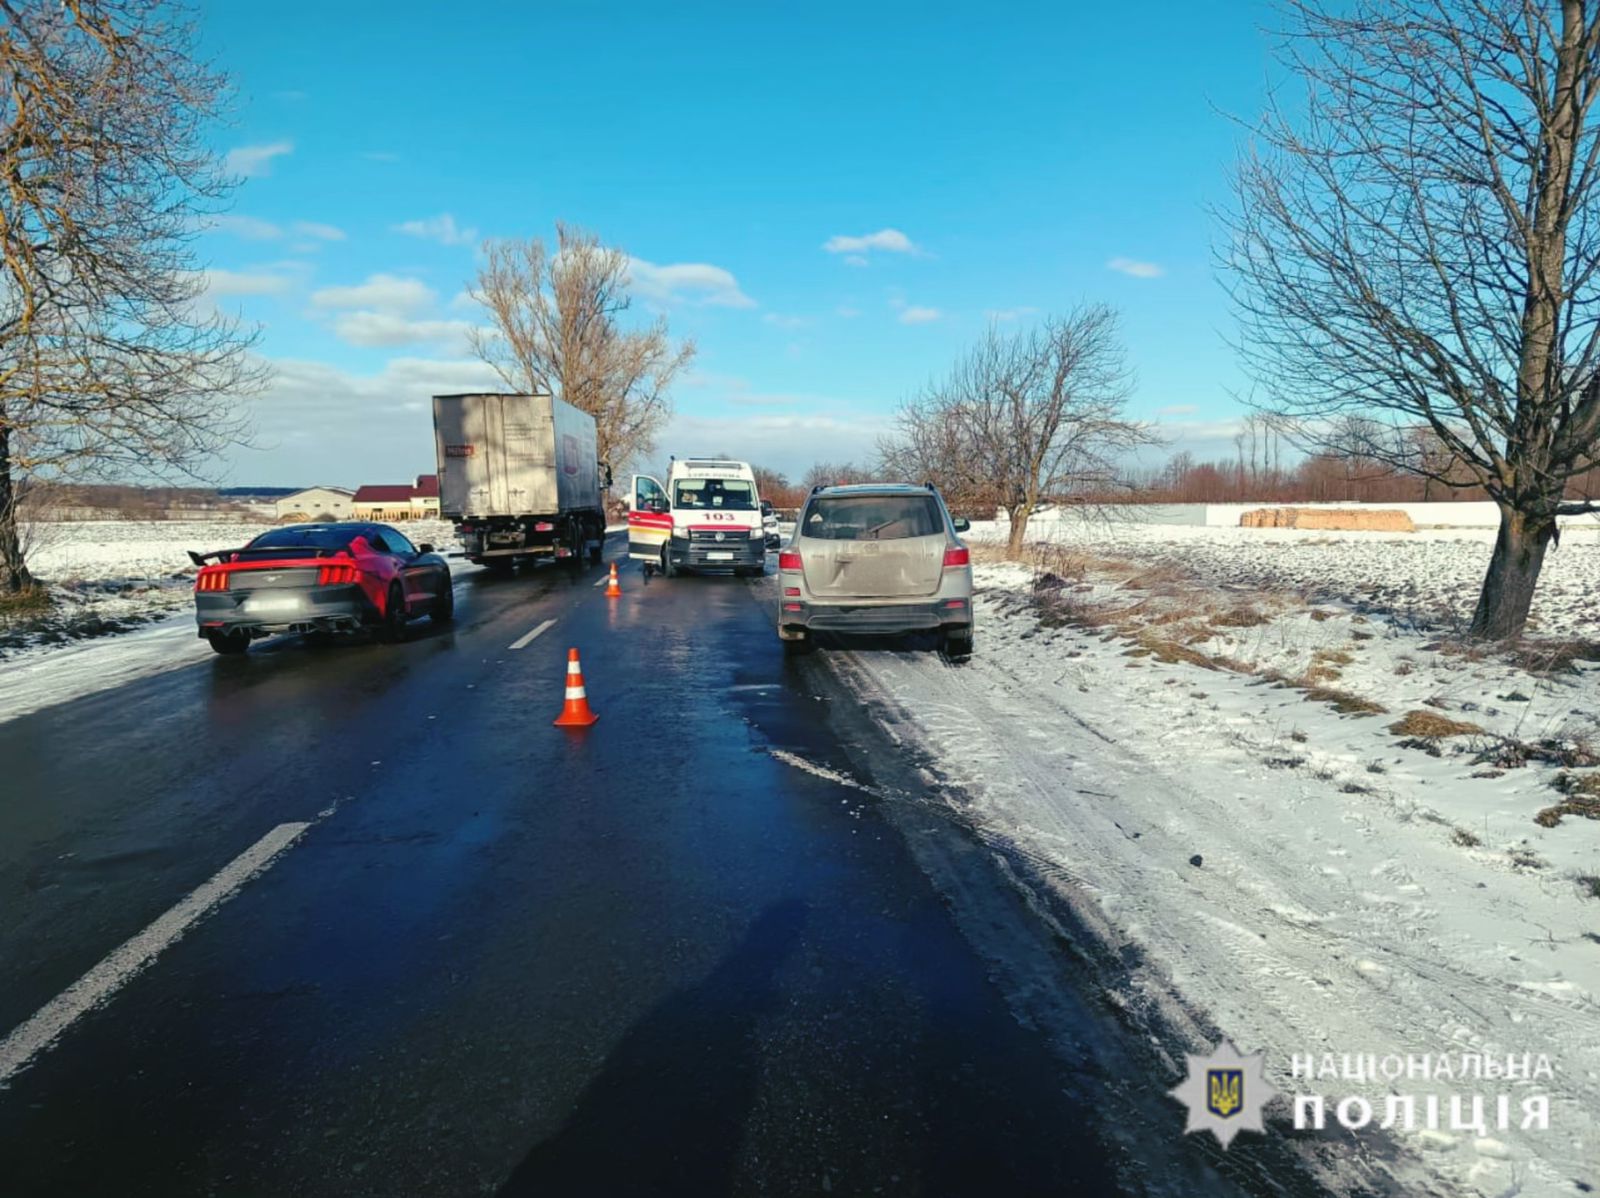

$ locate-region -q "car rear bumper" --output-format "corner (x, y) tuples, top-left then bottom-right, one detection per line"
(195, 585), (371, 637)
(778, 599), (972, 635)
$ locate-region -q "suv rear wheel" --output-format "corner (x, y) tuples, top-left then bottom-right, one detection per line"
(941, 628), (973, 660)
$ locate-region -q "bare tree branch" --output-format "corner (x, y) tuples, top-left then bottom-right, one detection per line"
(467, 224), (693, 472)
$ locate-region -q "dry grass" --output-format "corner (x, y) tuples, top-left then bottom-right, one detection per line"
(1536, 773), (1600, 827)
(1451, 828), (1483, 848)
(0, 586), (52, 620)
(1206, 606), (1269, 629)
(1302, 685), (1387, 716)
(1388, 710), (1486, 739)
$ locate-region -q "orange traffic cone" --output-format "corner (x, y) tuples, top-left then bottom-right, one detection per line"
(553, 647), (599, 727)
(604, 562), (622, 598)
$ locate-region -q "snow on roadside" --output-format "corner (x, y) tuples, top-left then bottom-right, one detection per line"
(830, 526), (1600, 1198)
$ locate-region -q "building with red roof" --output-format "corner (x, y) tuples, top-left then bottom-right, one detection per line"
(352, 475), (442, 521)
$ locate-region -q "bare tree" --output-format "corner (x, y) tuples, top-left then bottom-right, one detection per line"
(0, 0), (263, 593)
(468, 224), (694, 473)
(800, 461), (875, 491)
(1224, 0), (1600, 639)
(880, 307), (1152, 555)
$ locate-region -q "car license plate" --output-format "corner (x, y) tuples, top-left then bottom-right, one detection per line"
(244, 594), (301, 614)
(706, 551), (734, 561)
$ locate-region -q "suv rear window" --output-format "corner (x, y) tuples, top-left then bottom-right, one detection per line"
(802, 495), (944, 541)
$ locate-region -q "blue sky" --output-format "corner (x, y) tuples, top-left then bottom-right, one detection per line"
(196, 0), (1273, 487)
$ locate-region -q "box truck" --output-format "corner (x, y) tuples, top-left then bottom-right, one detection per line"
(432, 393), (610, 572)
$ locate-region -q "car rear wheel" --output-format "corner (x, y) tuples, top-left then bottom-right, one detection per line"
(379, 582), (408, 643)
(432, 574), (455, 623)
(206, 629), (250, 655)
(661, 548), (676, 579)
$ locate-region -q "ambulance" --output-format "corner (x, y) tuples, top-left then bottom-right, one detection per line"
(627, 459), (771, 577)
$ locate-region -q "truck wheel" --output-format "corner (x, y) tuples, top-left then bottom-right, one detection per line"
(588, 523), (603, 565)
(661, 548), (676, 579)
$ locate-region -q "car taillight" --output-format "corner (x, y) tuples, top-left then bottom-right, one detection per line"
(779, 551), (802, 571)
(784, 586), (801, 597)
(317, 564), (359, 586)
(943, 547), (970, 569)
(195, 570), (229, 592)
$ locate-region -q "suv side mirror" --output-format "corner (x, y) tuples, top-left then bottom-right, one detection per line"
(952, 516), (970, 533)
(418, 543), (435, 555)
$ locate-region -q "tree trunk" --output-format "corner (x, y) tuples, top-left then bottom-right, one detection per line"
(1468, 503), (1553, 640)
(0, 425), (33, 593)
(1006, 502), (1033, 557)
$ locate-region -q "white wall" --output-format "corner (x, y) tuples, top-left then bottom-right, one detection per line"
(1011, 501), (1600, 531)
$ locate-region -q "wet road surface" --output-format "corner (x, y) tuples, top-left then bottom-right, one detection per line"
(0, 540), (1295, 1196)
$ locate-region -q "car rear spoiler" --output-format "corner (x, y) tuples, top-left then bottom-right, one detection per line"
(187, 548), (242, 566)
(188, 545), (353, 566)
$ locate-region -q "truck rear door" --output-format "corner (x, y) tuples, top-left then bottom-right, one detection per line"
(627, 475), (671, 564)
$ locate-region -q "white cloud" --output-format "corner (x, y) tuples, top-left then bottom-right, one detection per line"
(836, 306), (861, 318)
(659, 410), (887, 477)
(625, 258), (756, 309)
(987, 306), (1038, 323)
(210, 214), (283, 240)
(823, 228), (920, 257)
(225, 141), (293, 178)
(1107, 257), (1164, 279)
(898, 305), (941, 325)
(224, 355), (503, 481)
(199, 268), (294, 299)
(329, 312), (475, 351)
(393, 213), (479, 247)
(1158, 403), (1198, 416)
(292, 220), (346, 242)
(762, 313), (808, 329)
(310, 273), (435, 317)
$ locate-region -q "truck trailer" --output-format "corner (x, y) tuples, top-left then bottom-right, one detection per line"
(432, 392), (610, 572)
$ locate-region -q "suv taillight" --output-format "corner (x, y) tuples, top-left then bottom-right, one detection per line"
(317, 564), (360, 586)
(195, 570), (229, 592)
(779, 551), (802, 571)
(942, 547), (970, 569)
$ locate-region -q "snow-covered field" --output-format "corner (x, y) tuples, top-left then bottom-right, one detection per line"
(821, 518), (1600, 1197)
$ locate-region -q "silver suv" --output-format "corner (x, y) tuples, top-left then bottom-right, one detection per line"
(777, 483), (974, 657)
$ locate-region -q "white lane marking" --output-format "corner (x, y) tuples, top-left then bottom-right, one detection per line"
(591, 574), (608, 587)
(509, 618), (556, 650)
(0, 820), (312, 1086)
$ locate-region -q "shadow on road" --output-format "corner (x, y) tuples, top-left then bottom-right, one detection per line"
(497, 899), (808, 1198)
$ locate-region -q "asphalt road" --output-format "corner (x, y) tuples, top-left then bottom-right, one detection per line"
(0, 540), (1302, 1197)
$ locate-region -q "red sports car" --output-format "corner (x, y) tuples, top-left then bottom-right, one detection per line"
(191, 522), (453, 654)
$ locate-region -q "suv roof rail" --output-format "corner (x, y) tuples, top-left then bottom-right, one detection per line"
(811, 483), (825, 493)
(924, 480), (938, 491)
